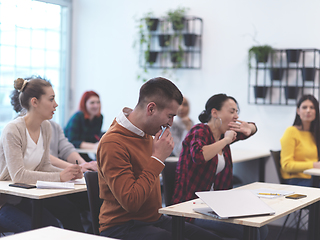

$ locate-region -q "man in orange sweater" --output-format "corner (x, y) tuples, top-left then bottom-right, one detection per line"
(97, 77), (225, 240)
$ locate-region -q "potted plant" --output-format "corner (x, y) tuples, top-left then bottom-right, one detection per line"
(170, 46), (184, 68)
(145, 17), (159, 31)
(166, 7), (189, 68)
(145, 51), (158, 64)
(167, 7), (189, 31)
(133, 12), (159, 81)
(301, 67), (317, 82)
(248, 45), (274, 67)
(254, 86), (268, 99)
(183, 33), (197, 47)
(270, 68), (284, 81)
(286, 49), (301, 63)
(158, 34), (171, 47)
(284, 86), (300, 100)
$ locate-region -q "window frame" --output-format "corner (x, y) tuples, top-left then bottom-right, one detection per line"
(38, 0), (72, 125)
(0, 0), (72, 132)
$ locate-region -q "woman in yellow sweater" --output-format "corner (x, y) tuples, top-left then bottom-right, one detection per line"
(280, 94), (320, 186)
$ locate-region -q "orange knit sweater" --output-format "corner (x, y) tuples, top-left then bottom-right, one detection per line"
(97, 119), (164, 232)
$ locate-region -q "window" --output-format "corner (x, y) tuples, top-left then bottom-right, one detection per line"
(0, 0), (71, 134)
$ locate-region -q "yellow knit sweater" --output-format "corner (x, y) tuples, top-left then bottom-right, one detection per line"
(280, 126), (318, 179)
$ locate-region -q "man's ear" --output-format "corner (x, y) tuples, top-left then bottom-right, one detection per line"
(146, 102), (157, 116)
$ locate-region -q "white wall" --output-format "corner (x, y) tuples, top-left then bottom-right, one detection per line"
(70, 0), (320, 188)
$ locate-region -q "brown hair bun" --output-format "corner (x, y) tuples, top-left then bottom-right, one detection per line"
(14, 78), (25, 91)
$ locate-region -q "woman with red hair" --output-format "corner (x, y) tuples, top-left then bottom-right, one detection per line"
(64, 91), (103, 161)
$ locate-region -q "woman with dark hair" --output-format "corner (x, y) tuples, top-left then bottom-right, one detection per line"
(171, 94), (267, 240)
(0, 77), (84, 233)
(64, 91), (103, 161)
(280, 94), (320, 187)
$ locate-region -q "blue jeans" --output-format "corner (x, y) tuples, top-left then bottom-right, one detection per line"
(284, 178), (312, 187)
(0, 196), (84, 233)
(43, 196), (84, 232)
(0, 199), (60, 233)
(100, 215), (226, 240)
(193, 218), (268, 240)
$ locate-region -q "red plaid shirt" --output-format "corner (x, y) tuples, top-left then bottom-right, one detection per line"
(171, 123), (255, 207)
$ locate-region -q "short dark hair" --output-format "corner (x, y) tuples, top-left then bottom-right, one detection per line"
(198, 93), (239, 123)
(10, 76), (52, 113)
(293, 94), (320, 160)
(137, 77), (183, 109)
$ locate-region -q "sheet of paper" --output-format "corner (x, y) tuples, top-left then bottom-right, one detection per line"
(36, 181), (75, 189)
(67, 177), (86, 185)
(251, 188), (294, 199)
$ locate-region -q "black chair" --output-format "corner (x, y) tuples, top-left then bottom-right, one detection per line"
(161, 159), (235, 239)
(161, 159), (243, 204)
(270, 150), (308, 240)
(84, 171), (103, 235)
(0, 226), (10, 236)
(271, 150), (285, 184)
(162, 160), (178, 206)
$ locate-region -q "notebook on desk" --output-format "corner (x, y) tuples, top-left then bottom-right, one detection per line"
(194, 190), (275, 220)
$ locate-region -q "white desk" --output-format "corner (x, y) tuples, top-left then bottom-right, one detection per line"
(0, 181), (87, 229)
(159, 182), (320, 240)
(231, 148), (270, 182)
(165, 149), (270, 182)
(303, 168), (320, 188)
(231, 148), (270, 164)
(2, 226), (115, 240)
(166, 149), (270, 164)
(304, 168), (320, 179)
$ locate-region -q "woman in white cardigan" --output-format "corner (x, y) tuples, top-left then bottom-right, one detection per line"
(0, 77), (83, 233)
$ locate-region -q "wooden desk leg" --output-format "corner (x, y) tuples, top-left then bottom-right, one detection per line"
(172, 216), (185, 240)
(31, 199), (43, 229)
(258, 157), (266, 182)
(243, 226), (258, 240)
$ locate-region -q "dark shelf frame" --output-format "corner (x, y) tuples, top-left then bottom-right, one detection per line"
(139, 16), (203, 69)
(248, 48), (320, 105)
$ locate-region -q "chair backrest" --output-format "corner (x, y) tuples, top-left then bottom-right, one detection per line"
(162, 160), (178, 206)
(270, 150), (285, 184)
(84, 171), (103, 235)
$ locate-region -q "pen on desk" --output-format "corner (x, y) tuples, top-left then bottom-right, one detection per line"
(258, 193), (280, 196)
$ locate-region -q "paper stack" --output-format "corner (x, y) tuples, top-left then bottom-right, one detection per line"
(251, 188), (294, 199)
(36, 181), (75, 189)
(67, 177), (86, 185)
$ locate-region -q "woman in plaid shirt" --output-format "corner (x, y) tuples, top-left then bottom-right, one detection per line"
(171, 94), (268, 240)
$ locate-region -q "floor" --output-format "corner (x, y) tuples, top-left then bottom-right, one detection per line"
(0, 225), (309, 239)
(266, 225), (308, 240)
